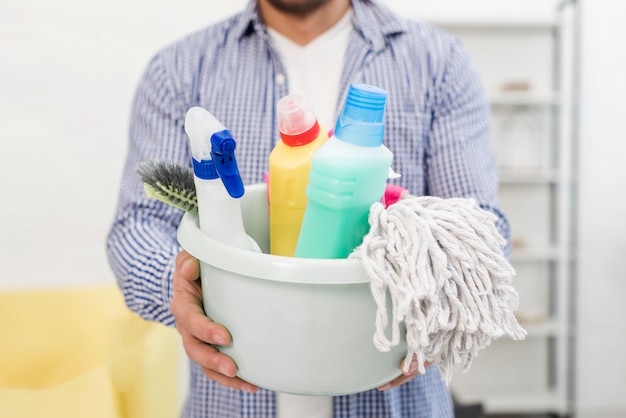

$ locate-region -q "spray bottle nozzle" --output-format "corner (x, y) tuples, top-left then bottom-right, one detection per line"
(210, 129), (245, 198)
(213, 134), (236, 154)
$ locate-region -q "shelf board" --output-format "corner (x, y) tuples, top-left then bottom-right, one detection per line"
(499, 169), (560, 184)
(510, 246), (561, 262)
(454, 388), (568, 415)
(484, 392), (568, 415)
(520, 320), (561, 337)
(489, 91), (560, 106)
(423, 18), (559, 31)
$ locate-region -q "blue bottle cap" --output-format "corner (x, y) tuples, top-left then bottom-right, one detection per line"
(334, 84), (387, 147)
(192, 158), (218, 180)
(210, 129), (245, 198)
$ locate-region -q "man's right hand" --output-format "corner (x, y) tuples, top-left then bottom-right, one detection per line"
(170, 250), (259, 393)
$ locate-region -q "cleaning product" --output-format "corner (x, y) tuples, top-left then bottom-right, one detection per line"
(269, 95), (333, 418)
(184, 107), (259, 252)
(295, 84), (393, 259)
(269, 94), (329, 257)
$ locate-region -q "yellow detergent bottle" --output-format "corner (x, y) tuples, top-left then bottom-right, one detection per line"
(269, 94), (329, 256)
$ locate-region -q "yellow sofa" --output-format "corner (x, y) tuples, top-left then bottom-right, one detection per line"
(0, 285), (180, 418)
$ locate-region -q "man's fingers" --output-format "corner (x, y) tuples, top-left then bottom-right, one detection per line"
(377, 373), (414, 391)
(399, 357), (432, 376)
(171, 282), (231, 347)
(377, 358), (433, 391)
(175, 250), (200, 281)
(180, 333), (236, 376)
(201, 366), (259, 393)
(171, 249), (258, 392)
(186, 309), (231, 346)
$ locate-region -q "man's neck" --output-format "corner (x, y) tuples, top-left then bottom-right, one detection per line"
(257, 0), (351, 46)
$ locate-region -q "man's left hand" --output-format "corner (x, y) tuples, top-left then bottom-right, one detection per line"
(376, 356), (432, 391)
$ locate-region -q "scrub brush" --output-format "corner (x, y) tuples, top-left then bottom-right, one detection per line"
(136, 160), (198, 214)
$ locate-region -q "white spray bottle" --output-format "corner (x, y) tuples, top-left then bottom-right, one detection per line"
(184, 107), (260, 252)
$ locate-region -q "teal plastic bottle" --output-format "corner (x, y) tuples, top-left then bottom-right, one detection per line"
(294, 84), (393, 259)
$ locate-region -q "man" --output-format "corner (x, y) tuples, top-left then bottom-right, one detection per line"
(106, 0), (510, 416)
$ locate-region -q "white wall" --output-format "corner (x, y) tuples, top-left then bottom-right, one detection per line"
(384, 0), (559, 25)
(0, 2), (246, 409)
(0, 0), (566, 288)
(2, 0), (625, 416)
(0, 0), (247, 289)
(577, 0), (626, 416)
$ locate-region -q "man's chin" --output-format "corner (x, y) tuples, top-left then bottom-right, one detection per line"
(264, 0), (332, 16)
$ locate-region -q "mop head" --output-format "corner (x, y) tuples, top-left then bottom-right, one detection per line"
(136, 160), (198, 214)
(349, 195), (526, 384)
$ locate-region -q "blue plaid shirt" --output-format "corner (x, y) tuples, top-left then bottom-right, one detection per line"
(107, 0), (510, 416)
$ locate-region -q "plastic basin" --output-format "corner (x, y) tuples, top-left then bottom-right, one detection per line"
(177, 183), (406, 395)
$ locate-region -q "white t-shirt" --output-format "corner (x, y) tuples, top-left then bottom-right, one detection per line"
(267, 9), (353, 131)
(267, 10), (353, 418)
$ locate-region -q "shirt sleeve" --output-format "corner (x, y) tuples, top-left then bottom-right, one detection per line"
(106, 52), (191, 326)
(425, 37), (511, 257)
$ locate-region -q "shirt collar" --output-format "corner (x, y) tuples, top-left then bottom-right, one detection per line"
(233, 0), (407, 53)
(231, 1), (266, 40)
(350, 0), (407, 52)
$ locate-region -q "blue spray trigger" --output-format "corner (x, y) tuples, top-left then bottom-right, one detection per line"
(192, 158), (218, 180)
(210, 129), (245, 198)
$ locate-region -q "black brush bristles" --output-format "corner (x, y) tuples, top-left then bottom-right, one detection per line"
(136, 160), (198, 214)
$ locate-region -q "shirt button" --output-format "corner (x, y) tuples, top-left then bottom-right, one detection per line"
(275, 73), (286, 85)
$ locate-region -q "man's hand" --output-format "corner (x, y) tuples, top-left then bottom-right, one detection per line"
(376, 356), (432, 391)
(171, 250), (259, 393)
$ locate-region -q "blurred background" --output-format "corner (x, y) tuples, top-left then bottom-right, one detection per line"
(0, 0), (624, 417)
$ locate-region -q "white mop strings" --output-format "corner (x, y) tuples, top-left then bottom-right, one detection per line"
(350, 195), (527, 384)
